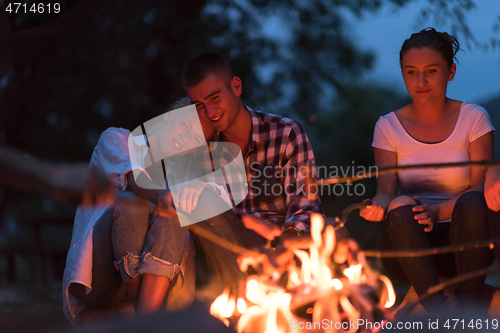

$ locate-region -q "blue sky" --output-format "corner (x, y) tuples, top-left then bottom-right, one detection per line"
(349, 0), (500, 104)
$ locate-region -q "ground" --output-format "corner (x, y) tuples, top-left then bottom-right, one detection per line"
(0, 265), (498, 332)
(0, 282), (69, 333)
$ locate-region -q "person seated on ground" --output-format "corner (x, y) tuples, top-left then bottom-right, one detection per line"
(63, 97), (221, 324)
(485, 167), (500, 213)
(360, 28), (495, 312)
(111, 52), (322, 316)
(0, 145), (116, 206)
(485, 167), (500, 266)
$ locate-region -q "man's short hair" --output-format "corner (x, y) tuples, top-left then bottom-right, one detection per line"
(182, 53), (235, 88)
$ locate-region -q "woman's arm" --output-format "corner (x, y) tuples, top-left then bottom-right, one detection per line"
(360, 148), (398, 221)
(0, 145), (116, 206)
(417, 131), (494, 224)
(126, 171), (178, 217)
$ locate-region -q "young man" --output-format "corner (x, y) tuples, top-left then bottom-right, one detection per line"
(181, 52), (322, 266)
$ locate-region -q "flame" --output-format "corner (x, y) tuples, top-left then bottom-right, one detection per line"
(210, 213), (397, 332)
(237, 298), (247, 314)
(310, 213), (324, 247)
(379, 275), (396, 308)
(330, 278), (343, 290)
(209, 288), (235, 327)
(343, 263), (363, 283)
(238, 278), (294, 333)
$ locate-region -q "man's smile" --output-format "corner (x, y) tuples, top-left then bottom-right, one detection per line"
(209, 113), (223, 122)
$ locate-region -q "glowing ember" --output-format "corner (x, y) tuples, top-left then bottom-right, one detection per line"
(210, 213), (396, 332)
(330, 278), (343, 290)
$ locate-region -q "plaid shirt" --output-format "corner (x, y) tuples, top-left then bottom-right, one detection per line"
(198, 107), (322, 232)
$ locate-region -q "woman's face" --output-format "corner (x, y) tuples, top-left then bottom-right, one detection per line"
(401, 46), (456, 104)
(159, 106), (215, 157)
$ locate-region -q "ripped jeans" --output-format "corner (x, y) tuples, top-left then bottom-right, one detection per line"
(111, 195), (183, 284)
(69, 190), (266, 309)
(69, 190), (183, 308)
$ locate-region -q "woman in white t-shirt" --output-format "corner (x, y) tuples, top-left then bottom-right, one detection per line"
(360, 28), (495, 312)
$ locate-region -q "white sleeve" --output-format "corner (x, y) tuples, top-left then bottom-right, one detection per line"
(90, 128), (136, 191)
(469, 105), (495, 143)
(372, 116), (396, 152)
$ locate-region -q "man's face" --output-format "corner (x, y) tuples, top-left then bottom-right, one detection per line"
(185, 72), (242, 133)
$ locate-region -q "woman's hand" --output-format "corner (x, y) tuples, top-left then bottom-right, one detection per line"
(171, 180), (208, 214)
(412, 196), (438, 232)
(359, 199), (385, 221)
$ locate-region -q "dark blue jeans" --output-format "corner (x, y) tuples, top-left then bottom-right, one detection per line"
(69, 190), (266, 309)
(380, 191), (495, 310)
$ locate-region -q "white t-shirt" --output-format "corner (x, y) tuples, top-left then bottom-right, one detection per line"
(372, 102), (494, 211)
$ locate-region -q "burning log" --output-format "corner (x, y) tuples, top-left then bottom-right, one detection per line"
(209, 213), (397, 333)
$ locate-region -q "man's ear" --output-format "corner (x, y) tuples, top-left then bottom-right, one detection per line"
(231, 76), (242, 97)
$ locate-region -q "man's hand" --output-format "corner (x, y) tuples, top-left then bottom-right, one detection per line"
(485, 167), (500, 212)
(241, 214), (281, 240)
(240, 214), (296, 255)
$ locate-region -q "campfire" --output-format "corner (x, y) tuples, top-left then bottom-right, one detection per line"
(204, 160), (500, 332)
(209, 213), (396, 333)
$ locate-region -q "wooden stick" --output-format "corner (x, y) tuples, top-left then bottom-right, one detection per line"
(312, 160), (500, 186)
(364, 238), (500, 258)
(186, 215), (500, 260)
(187, 223), (252, 255)
(425, 266), (499, 296)
(409, 265), (500, 312)
(335, 202), (369, 229)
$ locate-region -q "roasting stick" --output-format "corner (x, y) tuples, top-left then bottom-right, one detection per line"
(365, 238), (500, 258)
(316, 160), (500, 186)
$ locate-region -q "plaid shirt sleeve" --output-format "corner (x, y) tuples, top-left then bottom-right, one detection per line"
(281, 122), (323, 233)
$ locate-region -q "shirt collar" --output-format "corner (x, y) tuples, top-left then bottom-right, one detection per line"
(209, 106), (268, 152)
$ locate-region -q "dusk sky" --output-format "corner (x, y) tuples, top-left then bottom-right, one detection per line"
(350, 0), (500, 104)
